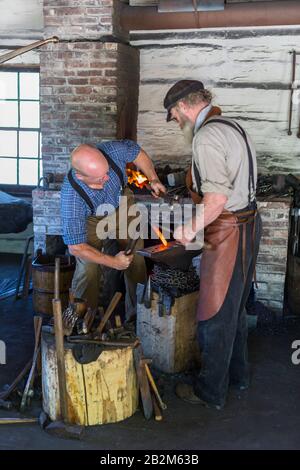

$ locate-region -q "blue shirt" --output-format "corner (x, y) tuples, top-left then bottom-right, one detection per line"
(61, 140), (141, 245)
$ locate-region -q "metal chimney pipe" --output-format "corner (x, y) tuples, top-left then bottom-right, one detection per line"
(158, 0), (225, 13)
(120, 1), (300, 31)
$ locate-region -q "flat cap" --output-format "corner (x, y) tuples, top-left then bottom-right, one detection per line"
(163, 80), (205, 122)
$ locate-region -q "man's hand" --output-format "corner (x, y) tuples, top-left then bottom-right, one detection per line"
(149, 179), (167, 197)
(112, 251), (134, 270)
(68, 243), (134, 269)
(133, 150), (166, 197)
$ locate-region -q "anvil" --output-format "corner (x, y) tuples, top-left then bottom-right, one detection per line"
(136, 240), (202, 270)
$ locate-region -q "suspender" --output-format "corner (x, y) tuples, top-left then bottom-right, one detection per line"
(193, 118), (255, 205)
(96, 146), (125, 190)
(193, 160), (203, 198)
(67, 146), (125, 215)
(67, 170), (95, 213)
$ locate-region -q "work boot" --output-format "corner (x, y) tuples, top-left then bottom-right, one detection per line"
(231, 381), (249, 391)
(230, 376), (250, 391)
(175, 383), (223, 410)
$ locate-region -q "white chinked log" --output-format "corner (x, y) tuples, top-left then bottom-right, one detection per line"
(134, 27), (300, 174)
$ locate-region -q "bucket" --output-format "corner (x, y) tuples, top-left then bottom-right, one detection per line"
(32, 254), (76, 315)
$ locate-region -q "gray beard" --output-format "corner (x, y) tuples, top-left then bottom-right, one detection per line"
(182, 121), (194, 146)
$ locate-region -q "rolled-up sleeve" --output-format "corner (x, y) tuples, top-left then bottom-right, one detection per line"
(62, 216), (87, 245)
(193, 133), (233, 198)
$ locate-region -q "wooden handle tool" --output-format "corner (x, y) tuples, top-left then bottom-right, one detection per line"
(95, 292), (122, 336)
(144, 363), (167, 411)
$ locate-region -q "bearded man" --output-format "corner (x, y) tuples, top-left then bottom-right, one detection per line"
(164, 80), (262, 409)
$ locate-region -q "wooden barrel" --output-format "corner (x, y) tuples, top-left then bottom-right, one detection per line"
(32, 255), (75, 315)
(41, 333), (138, 425)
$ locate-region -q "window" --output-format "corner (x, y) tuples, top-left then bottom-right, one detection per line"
(0, 69), (41, 189)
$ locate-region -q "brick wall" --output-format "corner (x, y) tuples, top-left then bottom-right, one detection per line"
(40, 41), (139, 177)
(43, 0), (128, 41)
(32, 190), (62, 252)
(40, 0), (139, 178)
(33, 1), (139, 251)
(256, 199), (291, 312)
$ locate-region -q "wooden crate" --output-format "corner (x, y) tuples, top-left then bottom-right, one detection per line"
(42, 333), (138, 426)
(137, 286), (201, 373)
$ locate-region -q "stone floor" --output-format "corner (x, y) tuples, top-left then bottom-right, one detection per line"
(0, 254), (300, 450)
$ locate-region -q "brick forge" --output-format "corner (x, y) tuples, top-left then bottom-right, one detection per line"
(256, 199), (291, 313)
(33, 0), (139, 252)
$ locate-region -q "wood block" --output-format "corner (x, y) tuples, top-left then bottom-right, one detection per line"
(137, 286), (201, 373)
(41, 333), (138, 426)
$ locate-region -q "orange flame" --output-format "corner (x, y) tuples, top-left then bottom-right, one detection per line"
(126, 168), (148, 188)
(152, 225), (168, 247)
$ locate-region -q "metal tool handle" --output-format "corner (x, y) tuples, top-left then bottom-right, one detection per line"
(124, 238), (139, 255)
(0, 36), (59, 65)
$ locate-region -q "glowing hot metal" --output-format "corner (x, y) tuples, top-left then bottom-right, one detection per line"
(151, 225), (168, 247)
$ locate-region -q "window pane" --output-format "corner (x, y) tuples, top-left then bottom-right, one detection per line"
(0, 101), (18, 127)
(19, 131), (39, 158)
(20, 101), (40, 128)
(0, 130), (17, 157)
(39, 159), (43, 179)
(0, 158), (17, 184)
(0, 72), (17, 99)
(19, 159), (38, 185)
(20, 72), (39, 100)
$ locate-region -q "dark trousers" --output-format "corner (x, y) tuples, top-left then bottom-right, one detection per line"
(194, 213), (262, 407)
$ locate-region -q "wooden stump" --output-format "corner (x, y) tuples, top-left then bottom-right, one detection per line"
(41, 333), (138, 426)
(137, 286), (201, 373)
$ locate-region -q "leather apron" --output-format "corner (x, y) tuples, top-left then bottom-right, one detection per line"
(197, 209), (256, 321)
(85, 186), (146, 285)
(187, 114), (257, 322)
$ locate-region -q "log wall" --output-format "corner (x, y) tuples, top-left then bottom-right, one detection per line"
(132, 27), (300, 173)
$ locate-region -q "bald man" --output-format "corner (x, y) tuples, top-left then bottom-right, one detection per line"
(61, 139), (165, 318)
